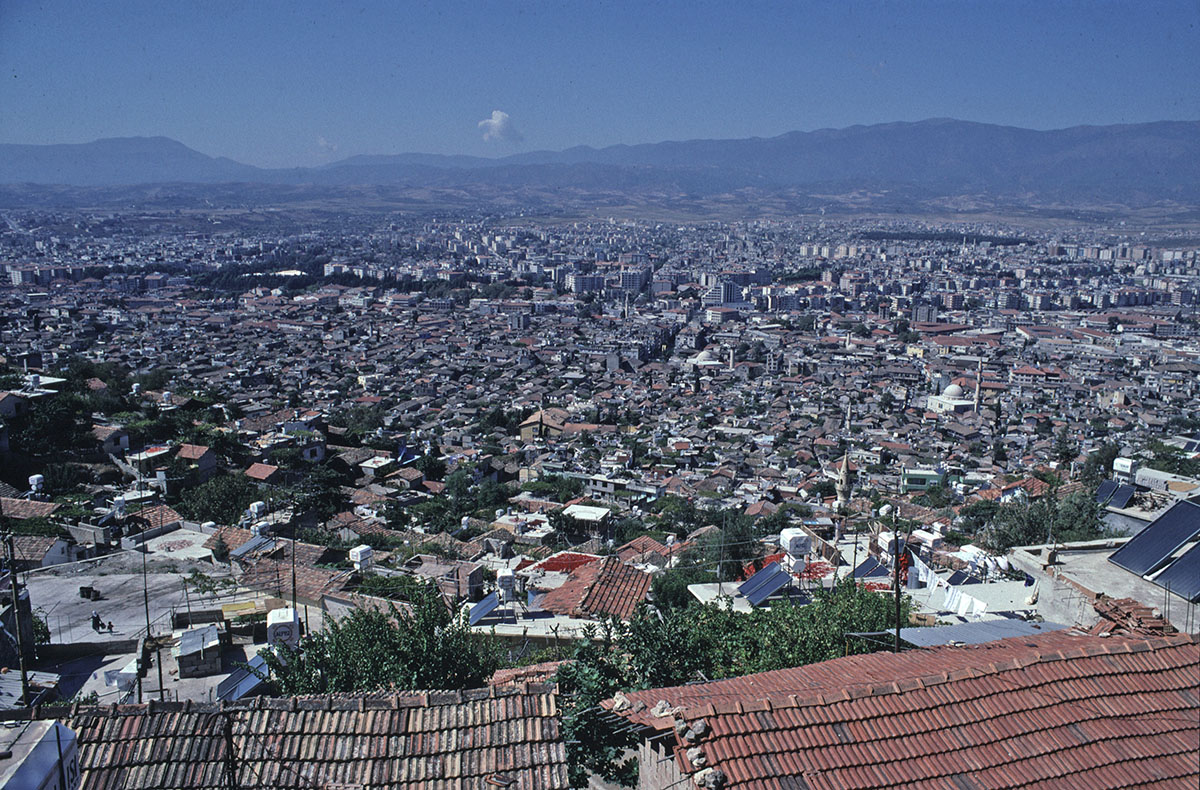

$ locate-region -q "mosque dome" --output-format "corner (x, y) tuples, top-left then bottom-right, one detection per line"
(943, 383), (965, 399)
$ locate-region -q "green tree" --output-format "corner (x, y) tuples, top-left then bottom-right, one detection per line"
(1081, 443), (1120, 485)
(977, 490), (1104, 553)
(555, 624), (639, 787)
(32, 613), (51, 645)
(42, 463), (86, 497)
(1144, 440), (1200, 478)
(650, 566), (711, 610)
(1053, 426), (1077, 466)
(256, 589), (501, 695)
(287, 464), (349, 521)
(444, 469), (472, 509)
(914, 483), (953, 509)
(211, 534), (230, 563)
(8, 394), (90, 455)
(413, 452), (446, 481)
(177, 474), (257, 525)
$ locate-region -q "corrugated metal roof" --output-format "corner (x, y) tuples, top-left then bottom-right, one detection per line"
(898, 618), (1071, 647)
(176, 624), (220, 657)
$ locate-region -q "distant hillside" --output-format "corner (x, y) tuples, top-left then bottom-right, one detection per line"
(3, 119), (1198, 206)
(0, 137), (262, 185)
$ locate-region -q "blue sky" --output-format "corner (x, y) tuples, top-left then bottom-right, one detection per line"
(1, 1), (1196, 167)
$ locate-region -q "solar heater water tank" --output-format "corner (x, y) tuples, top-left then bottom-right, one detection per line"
(497, 568), (516, 601)
(780, 528), (813, 557)
(349, 544), (373, 570)
(1113, 457), (1137, 481)
(267, 607), (300, 649)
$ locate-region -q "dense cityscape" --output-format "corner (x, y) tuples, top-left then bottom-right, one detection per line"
(1, 205), (1197, 787)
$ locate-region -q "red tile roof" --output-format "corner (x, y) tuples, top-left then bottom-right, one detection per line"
(489, 660), (569, 687)
(540, 556), (651, 621)
(0, 497), (61, 520)
(136, 503), (184, 527)
(608, 631), (1200, 790)
(37, 685), (567, 789)
(616, 535), (668, 562)
(175, 443), (211, 460)
(243, 462), (279, 481)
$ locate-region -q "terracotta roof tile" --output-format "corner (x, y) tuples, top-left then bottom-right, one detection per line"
(31, 684), (566, 789)
(609, 632), (1200, 790)
(540, 556), (651, 621)
(0, 497), (61, 520)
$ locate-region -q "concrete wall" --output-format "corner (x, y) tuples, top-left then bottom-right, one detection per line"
(178, 649), (222, 678)
(39, 639), (140, 659)
(119, 521), (180, 550)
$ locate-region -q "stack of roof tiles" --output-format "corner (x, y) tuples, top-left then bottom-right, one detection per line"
(32, 684), (567, 789)
(607, 631), (1200, 789)
(1092, 594), (1177, 636)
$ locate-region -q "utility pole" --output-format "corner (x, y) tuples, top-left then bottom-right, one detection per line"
(4, 535), (30, 705)
(291, 532), (297, 614)
(139, 514), (165, 701)
(893, 513), (915, 654)
(892, 512), (902, 654)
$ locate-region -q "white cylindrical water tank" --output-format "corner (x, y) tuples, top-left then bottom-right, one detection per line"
(28, 474), (45, 492)
(249, 501), (267, 517)
(780, 528), (812, 557)
(497, 568), (516, 601)
(267, 608), (300, 649)
(349, 544), (373, 570)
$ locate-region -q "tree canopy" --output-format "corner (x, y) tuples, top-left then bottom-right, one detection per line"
(976, 489), (1105, 552)
(256, 589), (501, 695)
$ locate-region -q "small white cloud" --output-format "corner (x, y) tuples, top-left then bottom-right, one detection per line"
(478, 110), (523, 143)
(317, 136), (338, 153)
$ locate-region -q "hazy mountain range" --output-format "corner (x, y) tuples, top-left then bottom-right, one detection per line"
(2, 119), (1197, 206)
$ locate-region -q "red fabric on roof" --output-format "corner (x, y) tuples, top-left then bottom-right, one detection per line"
(525, 550), (603, 574)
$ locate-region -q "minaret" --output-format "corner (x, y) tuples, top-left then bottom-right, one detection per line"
(973, 359), (982, 412)
(836, 452), (852, 512)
